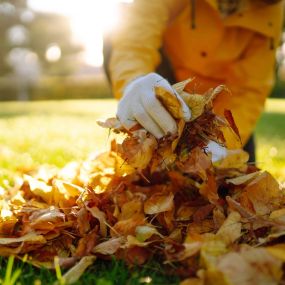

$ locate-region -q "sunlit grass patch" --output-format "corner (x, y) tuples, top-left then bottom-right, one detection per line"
(256, 99), (285, 183)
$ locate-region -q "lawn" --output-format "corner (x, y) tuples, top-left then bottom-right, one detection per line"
(0, 98), (284, 284)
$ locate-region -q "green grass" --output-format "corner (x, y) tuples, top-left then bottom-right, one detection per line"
(0, 100), (117, 187)
(0, 256), (179, 285)
(255, 99), (285, 183)
(0, 98), (284, 284)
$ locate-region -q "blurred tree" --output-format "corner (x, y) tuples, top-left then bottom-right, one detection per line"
(0, 0), (82, 77)
(0, 0), (27, 75)
(28, 13), (83, 76)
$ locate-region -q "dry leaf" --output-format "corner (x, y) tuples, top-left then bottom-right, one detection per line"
(0, 232), (46, 245)
(215, 247), (283, 285)
(242, 172), (282, 216)
(172, 78), (193, 94)
(97, 117), (122, 130)
(180, 92), (206, 120)
(135, 225), (163, 242)
(54, 256), (96, 285)
(144, 193), (174, 215)
(216, 211), (241, 245)
(93, 237), (124, 255)
(86, 206), (107, 237)
(155, 86), (185, 119)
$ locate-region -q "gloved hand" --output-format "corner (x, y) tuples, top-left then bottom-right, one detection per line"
(117, 73), (191, 139)
(206, 140), (227, 162)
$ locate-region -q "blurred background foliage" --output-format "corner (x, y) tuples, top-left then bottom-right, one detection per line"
(0, 0), (284, 101)
(0, 0), (113, 101)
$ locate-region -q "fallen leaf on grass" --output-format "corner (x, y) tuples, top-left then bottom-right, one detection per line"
(54, 256), (96, 285)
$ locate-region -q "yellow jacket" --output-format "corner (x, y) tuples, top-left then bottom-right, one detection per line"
(110, 0), (284, 145)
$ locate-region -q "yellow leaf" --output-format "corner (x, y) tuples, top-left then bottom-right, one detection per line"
(24, 175), (53, 204)
(243, 171), (282, 216)
(144, 193), (174, 215)
(216, 211), (241, 245)
(226, 172), (260, 185)
(266, 244), (285, 262)
(0, 232), (46, 245)
(117, 132), (157, 170)
(214, 149), (248, 170)
(155, 86), (185, 119)
(112, 213), (146, 237)
(171, 119), (185, 151)
(125, 235), (152, 247)
(200, 239), (227, 268)
(119, 199), (143, 221)
(172, 78), (193, 94)
(270, 208), (285, 223)
(168, 241), (202, 262)
(180, 92), (206, 120)
(215, 247), (283, 285)
(135, 225), (163, 242)
(54, 256), (96, 285)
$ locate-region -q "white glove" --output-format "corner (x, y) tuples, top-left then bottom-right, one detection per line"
(117, 73), (191, 139)
(206, 140), (227, 162)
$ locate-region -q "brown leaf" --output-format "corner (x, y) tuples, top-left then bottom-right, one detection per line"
(216, 211), (241, 245)
(124, 246), (151, 265)
(224, 109), (241, 141)
(199, 172), (219, 205)
(242, 171), (282, 216)
(155, 86), (185, 119)
(111, 213), (145, 237)
(177, 147), (212, 180)
(117, 132), (157, 170)
(193, 204), (215, 223)
(93, 237), (124, 255)
(86, 206), (107, 237)
(144, 193), (174, 215)
(75, 230), (98, 257)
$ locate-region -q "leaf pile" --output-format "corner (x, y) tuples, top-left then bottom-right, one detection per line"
(1, 80), (285, 285)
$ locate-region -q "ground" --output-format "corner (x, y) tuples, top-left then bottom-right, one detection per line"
(0, 98), (284, 284)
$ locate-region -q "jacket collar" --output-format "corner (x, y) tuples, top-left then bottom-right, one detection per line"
(205, 0), (283, 39)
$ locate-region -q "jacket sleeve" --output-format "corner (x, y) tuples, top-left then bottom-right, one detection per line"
(109, 0), (176, 99)
(214, 31), (283, 147)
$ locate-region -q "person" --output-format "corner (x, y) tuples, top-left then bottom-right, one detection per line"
(103, 0), (284, 162)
